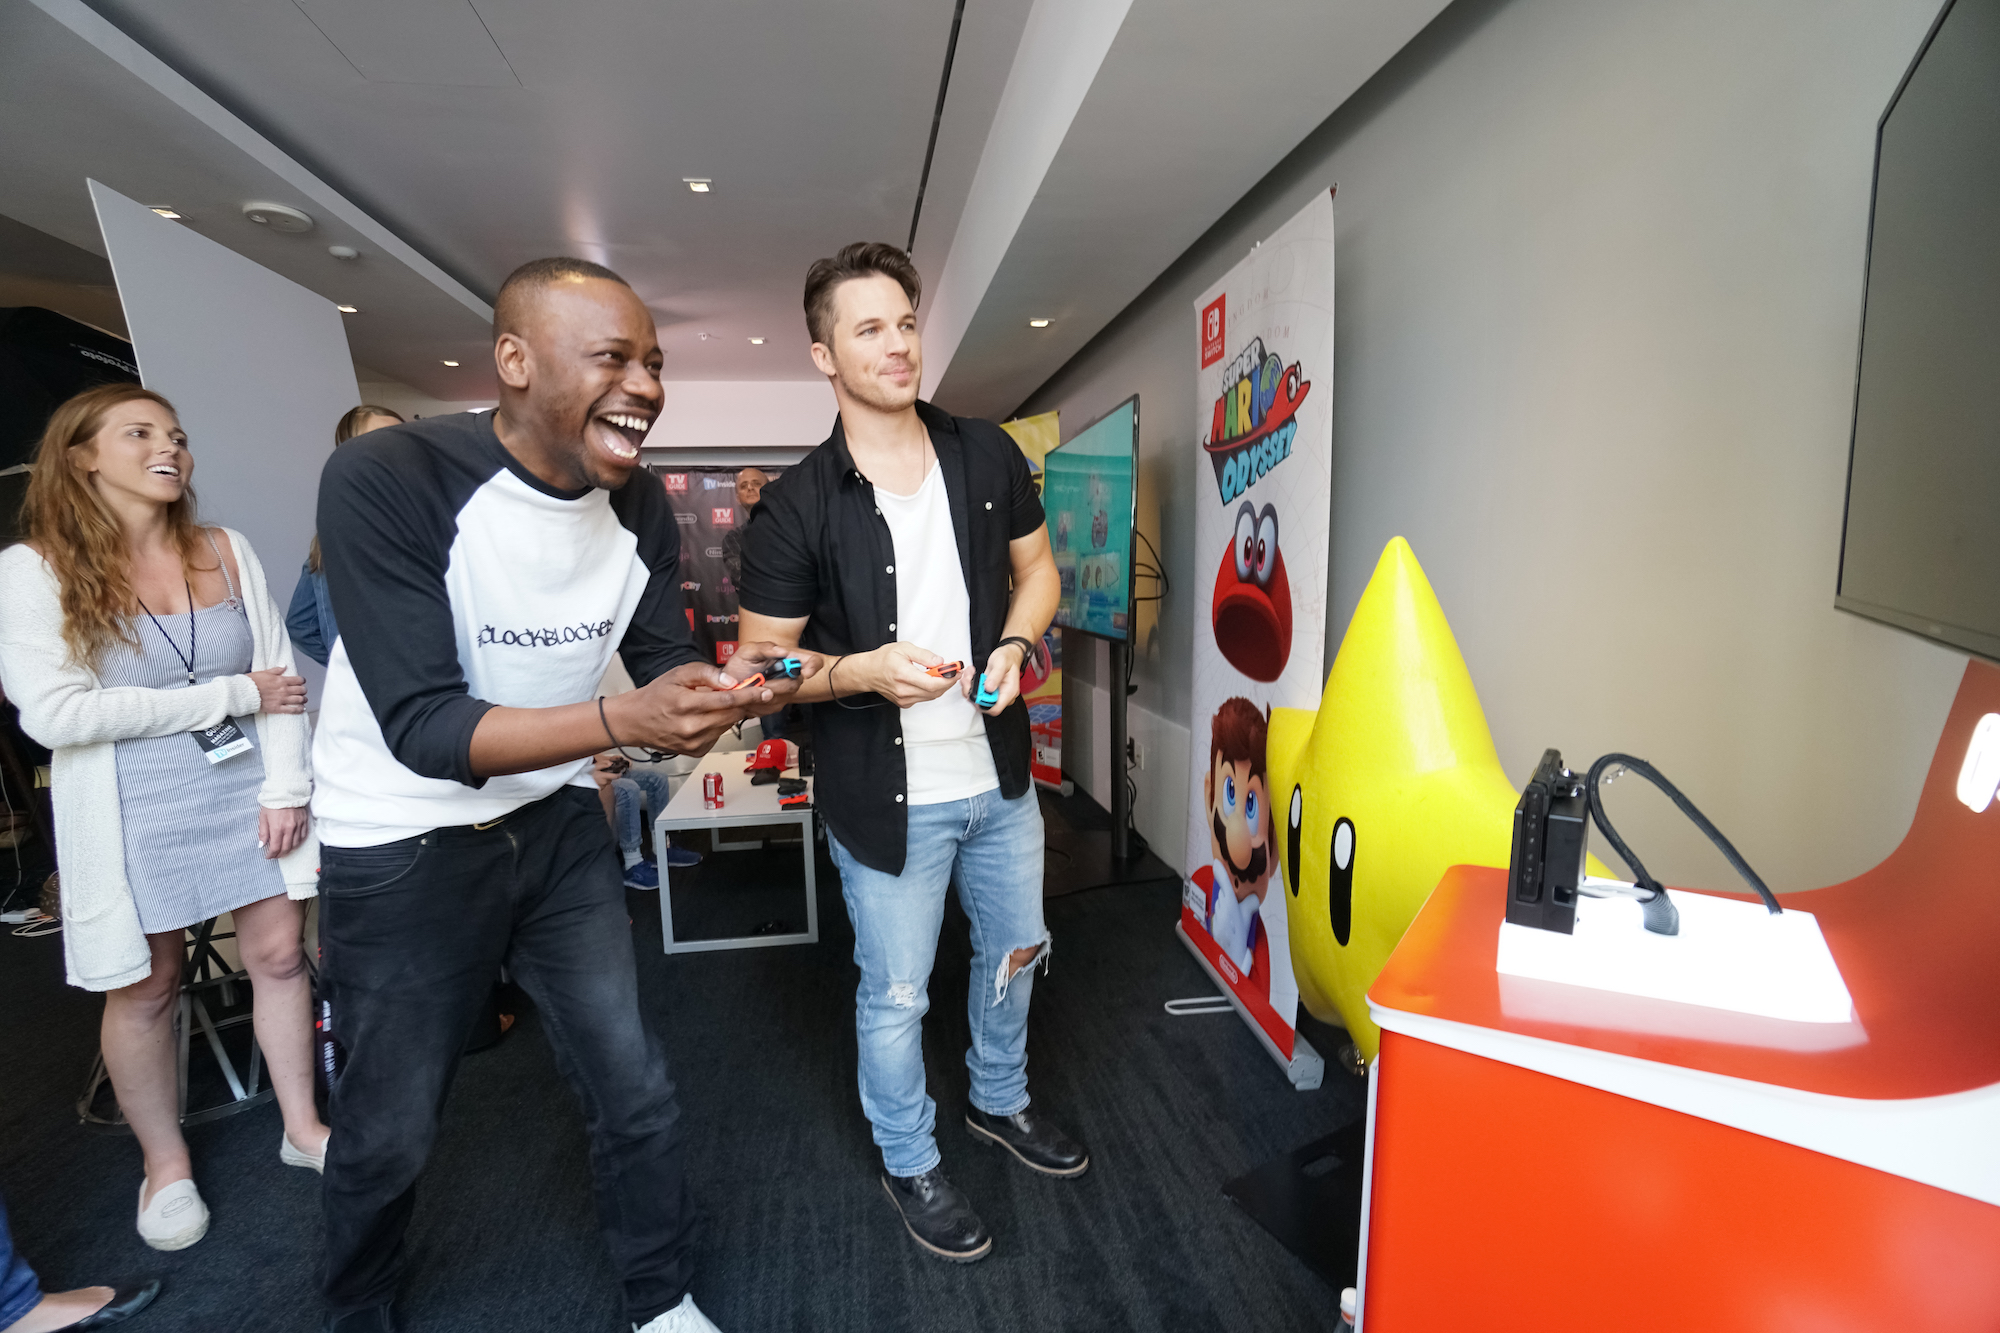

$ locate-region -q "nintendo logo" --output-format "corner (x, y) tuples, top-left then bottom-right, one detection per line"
(1200, 294), (1226, 369)
(711, 507), (735, 526)
(662, 473), (688, 492)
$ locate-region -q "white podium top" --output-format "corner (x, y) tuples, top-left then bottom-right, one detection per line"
(1496, 880), (1856, 1024)
(655, 748), (811, 830)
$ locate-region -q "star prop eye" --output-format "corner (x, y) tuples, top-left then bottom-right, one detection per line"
(1233, 502), (1257, 582)
(1330, 817), (1355, 947)
(1286, 785), (1304, 897)
(1253, 505), (1280, 587)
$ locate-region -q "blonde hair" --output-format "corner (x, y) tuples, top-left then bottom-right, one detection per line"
(22, 383), (212, 670)
(308, 404), (404, 572)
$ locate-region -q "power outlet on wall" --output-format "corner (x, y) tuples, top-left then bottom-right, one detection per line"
(1127, 737), (1146, 770)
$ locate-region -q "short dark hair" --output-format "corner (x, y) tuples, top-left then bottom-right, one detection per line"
(494, 256), (630, 340)
(1209, 697), (1268, 782)
(803, 242), (921, 346)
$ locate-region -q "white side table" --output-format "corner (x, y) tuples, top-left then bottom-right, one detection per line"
(651, 749), (818, 954)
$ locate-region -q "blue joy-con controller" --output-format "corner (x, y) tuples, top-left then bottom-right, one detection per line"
(975, 674), (1002, 708)
(773, 656), (805, 680)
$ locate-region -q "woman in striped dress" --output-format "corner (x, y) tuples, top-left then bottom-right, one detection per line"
(0, 385), (327, 1253)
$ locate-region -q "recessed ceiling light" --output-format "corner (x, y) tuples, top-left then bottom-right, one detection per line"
(1028, 318), (1051, 328)
(684, 178), (711, 193)
(336, 304), (359, 314)
(329, 245), (359, 260)
(441, 360), (460, 367)
(748, 337), (765, 345)
(149, 206), (181, 220)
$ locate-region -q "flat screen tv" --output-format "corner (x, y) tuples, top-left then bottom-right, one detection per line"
(1043, 395), (1138, 642)
(1836, 0), (2000, 662)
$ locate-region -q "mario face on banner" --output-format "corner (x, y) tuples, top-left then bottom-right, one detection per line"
(1188, 698), (1297, 1041)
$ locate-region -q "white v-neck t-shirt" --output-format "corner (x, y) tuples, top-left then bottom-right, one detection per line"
(873, 462), (1000, 805)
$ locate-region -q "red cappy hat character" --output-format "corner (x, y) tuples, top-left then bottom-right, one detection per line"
(1212, 500), (1293, 683)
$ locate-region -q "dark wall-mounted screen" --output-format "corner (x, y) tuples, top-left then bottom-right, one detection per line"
(1837, 0), (2000, 661)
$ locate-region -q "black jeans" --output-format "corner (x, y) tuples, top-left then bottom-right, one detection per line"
(318, 786), (694, 1324)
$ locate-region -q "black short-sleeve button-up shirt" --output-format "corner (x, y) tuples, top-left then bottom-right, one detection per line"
(739, 400), (1045, 874)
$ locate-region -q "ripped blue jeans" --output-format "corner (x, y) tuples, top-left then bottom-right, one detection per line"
(827, 786), (1049, 1178)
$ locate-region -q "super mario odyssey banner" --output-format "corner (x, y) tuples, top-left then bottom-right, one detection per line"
(1182, 191), (1334, 1062)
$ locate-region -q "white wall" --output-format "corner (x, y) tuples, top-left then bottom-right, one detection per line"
(643, 380), (835, 452)
(352, 373), (493, 423)
(91, 180), (358, 698)
(1018, 0), (1967, 890)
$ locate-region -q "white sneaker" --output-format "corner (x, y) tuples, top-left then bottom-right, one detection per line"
(280, 1129), (327, 1173)
(136, 1177), (209, 1251)
(634, 1293), (722, 1333)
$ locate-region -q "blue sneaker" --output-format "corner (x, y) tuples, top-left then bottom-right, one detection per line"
(622, 861), (661, 890)
(663, 845), (703, 869)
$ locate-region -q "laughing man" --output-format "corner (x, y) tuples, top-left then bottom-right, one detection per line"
(310, 258), (813, 1333)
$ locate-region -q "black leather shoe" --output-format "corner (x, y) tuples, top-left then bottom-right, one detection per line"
(55, 1280), (161, 1330)
(880, 1168), (992, 1262)
(966, 1103), (1090, 1177)
(321, 1304), (401, 1332)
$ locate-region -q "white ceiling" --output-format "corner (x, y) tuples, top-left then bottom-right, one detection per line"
(0, 0), (1446, 416)
(932, 0), (1454, 419)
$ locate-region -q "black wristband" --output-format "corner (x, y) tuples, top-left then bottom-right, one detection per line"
(997, 635), (1035, 666)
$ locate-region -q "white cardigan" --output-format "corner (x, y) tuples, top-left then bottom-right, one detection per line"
(0, 528), (318, 992)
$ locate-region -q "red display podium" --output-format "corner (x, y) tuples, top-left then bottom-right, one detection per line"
(1357, 662), (2000, 1331)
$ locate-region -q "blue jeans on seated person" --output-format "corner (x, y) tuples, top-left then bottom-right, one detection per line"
(0, 1191), (44, 1331)
(613, 768), (673, 859)
(826, 787), (1049, 1179)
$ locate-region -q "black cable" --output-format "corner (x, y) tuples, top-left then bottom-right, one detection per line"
(906, 0), (968, 254)
(1122, 648), (1141, 844)
(1132, 529), (1170, 603)
(828, 654), (884, 710)
(1585, 753), (1781, 915)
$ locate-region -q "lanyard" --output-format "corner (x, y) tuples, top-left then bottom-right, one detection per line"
(136, 580), (197, 687)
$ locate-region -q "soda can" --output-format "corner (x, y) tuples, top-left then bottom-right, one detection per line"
(703, 771), (724, 809)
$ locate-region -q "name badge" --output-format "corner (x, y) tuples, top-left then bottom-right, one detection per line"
(193, 719), (253, 765)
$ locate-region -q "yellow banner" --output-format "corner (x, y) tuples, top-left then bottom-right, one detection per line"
(1000, 410), (1060, 491)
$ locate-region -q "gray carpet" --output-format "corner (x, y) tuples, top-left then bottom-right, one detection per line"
(0, 827), (1362, 1332)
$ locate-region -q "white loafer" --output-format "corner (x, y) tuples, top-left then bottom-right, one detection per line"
(280, 1130), (328, 1173)
(136, 1177), (209, 1251)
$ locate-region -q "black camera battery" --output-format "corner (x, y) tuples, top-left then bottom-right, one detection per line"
(1506, 748), (1590, 933)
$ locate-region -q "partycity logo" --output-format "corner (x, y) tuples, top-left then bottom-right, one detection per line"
(1202, 337), (1310, 504)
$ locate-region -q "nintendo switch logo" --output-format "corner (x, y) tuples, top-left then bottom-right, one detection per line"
(715, 641), (739, 664)
(662, 473), (688, 492)
(1200, 295), (1226, 368)
(711, 507), (735, 526)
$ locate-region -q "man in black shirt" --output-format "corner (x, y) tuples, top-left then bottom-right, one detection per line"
(739, 243), (1085, 1264)
(313, 258), (813, 1332)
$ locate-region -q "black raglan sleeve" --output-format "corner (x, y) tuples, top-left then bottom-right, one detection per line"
(318, 430), (495, 787)
(1000, 424), (1047, 539)
(612, 472), (704, 687)
(738, 473), (820, 619)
